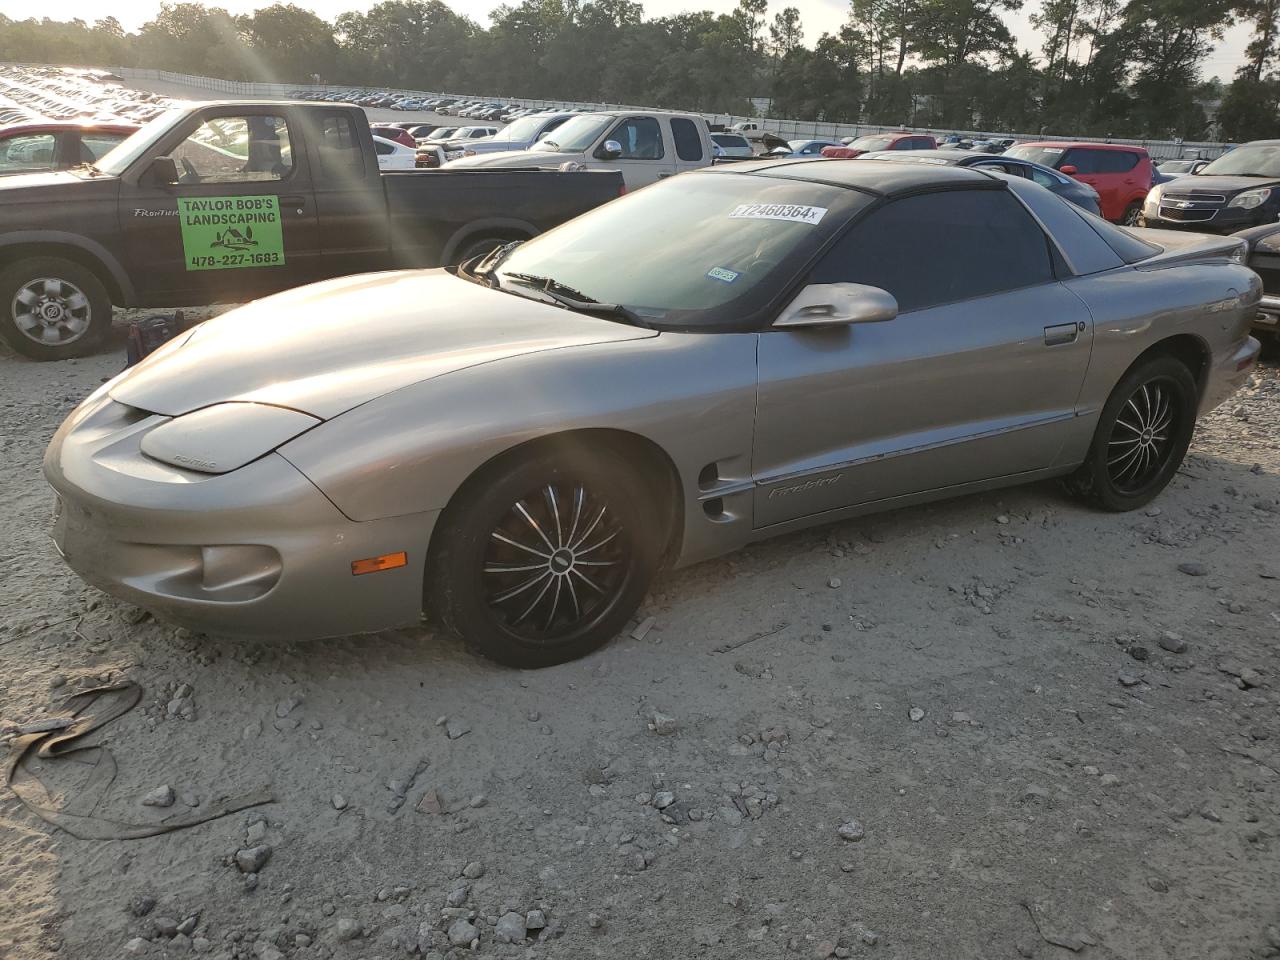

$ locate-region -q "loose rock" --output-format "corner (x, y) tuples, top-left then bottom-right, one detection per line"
(141, 785), (175, 808)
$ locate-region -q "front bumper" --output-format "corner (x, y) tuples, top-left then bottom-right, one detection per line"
(1141, 197), (1265, 233)
(44, 394), (438, 639)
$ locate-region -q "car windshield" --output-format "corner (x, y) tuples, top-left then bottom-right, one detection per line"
(500, 115), (552, 141)
(848, 136), (892, 151)
(493, 172), (866, 331)
(1199, 144), (1280, 177)
(93, 109), (186, 175)
(531, 114), (611, 152)
(1006, 145), (1065, 167)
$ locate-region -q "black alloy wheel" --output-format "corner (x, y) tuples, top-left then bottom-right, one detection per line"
(1105, 379), (1179, 493)
(483, 482), (628, 642)
(428, 447), (660, 668)
(1065, 355), (1197, 511)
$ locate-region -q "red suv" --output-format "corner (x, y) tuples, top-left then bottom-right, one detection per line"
(823, 132), (938, 159)
(1005, 142), (1153, 224)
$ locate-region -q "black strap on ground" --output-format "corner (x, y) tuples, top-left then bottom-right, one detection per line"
(5, 681), (273, 840)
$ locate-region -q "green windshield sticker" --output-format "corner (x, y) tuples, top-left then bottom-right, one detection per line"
(178, 195), (285, 271)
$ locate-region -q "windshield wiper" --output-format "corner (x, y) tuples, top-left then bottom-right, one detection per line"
(501, 272), (648, 327)
(540, 140), (560, 150)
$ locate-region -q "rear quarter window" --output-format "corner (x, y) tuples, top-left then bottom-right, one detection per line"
(672, 118), (705, 162)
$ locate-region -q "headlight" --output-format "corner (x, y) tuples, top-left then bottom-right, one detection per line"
(1228, 187), (1272, 209)
(1145, 185), (1163, 207)
(140, 402), (320, 474)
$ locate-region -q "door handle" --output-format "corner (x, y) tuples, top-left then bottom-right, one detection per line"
(278, 195), (306, 214)
(1044, 322), (1080, 345)
(657, 172), (674, 179)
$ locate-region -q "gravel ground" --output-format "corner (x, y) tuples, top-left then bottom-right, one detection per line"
(0, 314), (1278, 960)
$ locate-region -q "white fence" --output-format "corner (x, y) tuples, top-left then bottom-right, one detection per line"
(118, 67), (1231, 160)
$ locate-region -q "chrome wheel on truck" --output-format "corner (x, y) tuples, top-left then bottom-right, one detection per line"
(0, 257), (111, 361)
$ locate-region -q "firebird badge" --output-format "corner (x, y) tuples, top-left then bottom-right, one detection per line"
(768, 474), (844, 498)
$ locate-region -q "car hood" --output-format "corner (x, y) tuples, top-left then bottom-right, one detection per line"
(109, 270), (657, 420)
(1159, 175), (1280, 194)
(447, 149), (585, 169)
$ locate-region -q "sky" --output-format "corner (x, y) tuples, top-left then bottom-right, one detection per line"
(4, 0), (1255, 77)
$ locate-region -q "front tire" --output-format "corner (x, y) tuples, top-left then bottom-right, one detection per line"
(1065, 356), (1198, 511)
(427, 447), (661, 668)
(0, 256), (112, 361)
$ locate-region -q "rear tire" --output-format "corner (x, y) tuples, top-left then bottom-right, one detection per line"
(1064, 356), (1197, 511)
(0, 256), (112, 361)
(427, 446), (661, 668)
(1120, 203), (1143, 227)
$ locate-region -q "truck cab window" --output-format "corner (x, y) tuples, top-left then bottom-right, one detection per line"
(611, 117), (664, 160)
(318, 115), (364, 177)
(170, 115), (294, 184)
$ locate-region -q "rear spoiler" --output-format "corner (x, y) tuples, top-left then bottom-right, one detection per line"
(1128, 228), (1247, 268)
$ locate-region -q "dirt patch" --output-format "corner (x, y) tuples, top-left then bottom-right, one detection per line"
(1, 328), (1278, 960)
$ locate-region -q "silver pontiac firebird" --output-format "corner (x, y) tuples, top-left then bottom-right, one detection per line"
(45, 161), (1262, 667)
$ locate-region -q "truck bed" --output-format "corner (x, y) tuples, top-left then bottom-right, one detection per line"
(381, 167), (625, 266)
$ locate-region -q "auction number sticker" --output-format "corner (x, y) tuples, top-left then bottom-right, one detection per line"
(177, 195), (286, 271)
(729, 203), (827, 225)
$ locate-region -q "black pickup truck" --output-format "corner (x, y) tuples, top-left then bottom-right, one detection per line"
(0, 101), (624, 360)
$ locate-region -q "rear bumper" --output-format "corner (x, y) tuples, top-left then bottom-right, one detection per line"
(44, 395), (437, 639)
(1200, 336), (1261, 414)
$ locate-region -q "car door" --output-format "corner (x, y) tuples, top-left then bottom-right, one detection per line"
(301, 110), (390, 278)
(596, 116), (675, 187)
(752, 187), (1094, 527)
(1060, 148), (1115, 217)
(120, 107), (321, 304)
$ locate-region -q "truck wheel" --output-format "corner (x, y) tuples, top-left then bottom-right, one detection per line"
(0, 257), (112, 361)
(454, 236), (519, 265)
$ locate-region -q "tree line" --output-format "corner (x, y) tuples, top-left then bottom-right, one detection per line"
(2, 0), (1278, 141)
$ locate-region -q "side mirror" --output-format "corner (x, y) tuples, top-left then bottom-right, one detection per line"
(142, 155), (179, 187)
(1060, 164), (1079, 176)
(598, 139), (623, 161)
(774, 283), (898, 329)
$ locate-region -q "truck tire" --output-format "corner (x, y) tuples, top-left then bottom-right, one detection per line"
(0, 257), (112, 361)
(453, 236), (519, 265)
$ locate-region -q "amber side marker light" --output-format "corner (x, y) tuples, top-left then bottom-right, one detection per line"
(351, 552), (408, 576)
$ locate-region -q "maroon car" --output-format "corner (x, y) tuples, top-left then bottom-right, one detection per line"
(369, 125), (417, 149)
(0, 121), (139, 176)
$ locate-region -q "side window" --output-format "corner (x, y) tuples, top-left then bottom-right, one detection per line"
(374, 139), (394, 155)
(0, 133), (58, 172)
(609, 117), (664, 160)
(1061, 148), (1100, 174)
(671, 118), (704, 162)
(318, 115), (365, 177)
(1030, 167), (1060, 188)
(543, 116), (570, 133)
(170, 115), (294, 184)
(79, 133), (130, 163)
(809, 189), (1055, 313)
(1097, 151), (1140, 173)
